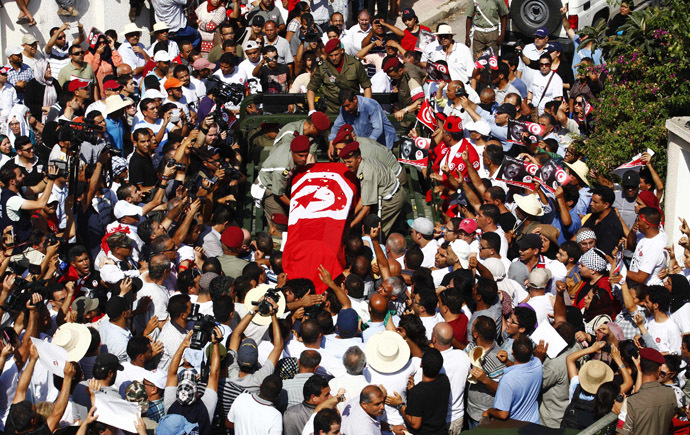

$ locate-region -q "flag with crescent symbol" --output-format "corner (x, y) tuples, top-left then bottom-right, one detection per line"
(416, 99), (437, 131)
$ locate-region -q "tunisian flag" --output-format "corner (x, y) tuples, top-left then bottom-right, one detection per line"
(416, 99), (437, 131)
(283, 163), (358, 294)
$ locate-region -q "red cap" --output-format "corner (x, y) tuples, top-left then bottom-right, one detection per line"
(639, 347), (665, 365)
(310, 111), (331, 131)
(221, 226), (244, 249)
(0, 67), (10, 75)
(290, 135), (310, 153)
(383, 57), (401, 73)
(164, 78), (183, 90)
(68, 78), (91, 92)
(443, 115), (463, 133)
(458, 218), (477, 234)
(333, 124), (354, 144)
(272, 213), (289, 225)
(338, 141), (360, 159)
(324, 39), (341, 54)
(103, 80), (121, 90)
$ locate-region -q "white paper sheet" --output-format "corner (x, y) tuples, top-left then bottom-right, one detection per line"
(94, 391), (141, 433)
(30, 337), (67, 378)
(530, 321), (568, 359)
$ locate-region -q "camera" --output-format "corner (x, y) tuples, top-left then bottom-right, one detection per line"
(187, 303), (219, 350)
(50, 160), (69, 178)
(57, 118), (101, 147)
(3, 278), (51, 312)
(252, 288), (282, 316)
(102, 142), (122, 156)
(166, 158), (187, 172)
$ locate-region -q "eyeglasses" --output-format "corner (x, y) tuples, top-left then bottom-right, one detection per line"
(20, 147), (34, 153)
(660, 370), (669, 377)
(575, 101), (583, 106)
(438, 34), (452, 39)
(72, 51), (84, 55)
(479, 246), (491, 251)
(539, 62), (551, 66)
(265, 56), (278, 62)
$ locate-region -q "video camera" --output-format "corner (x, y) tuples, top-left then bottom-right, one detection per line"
(3, 278), (51, 312)
(207, 76), (244, 131)
(252, 287), (282, 316)
(57, 118), (103, 148)
(187, 303), (218, 350)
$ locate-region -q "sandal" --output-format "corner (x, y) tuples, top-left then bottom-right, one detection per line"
(69, 6), (79, 16)
(58, 8), (72, 16)
(16, 15), (30, 24)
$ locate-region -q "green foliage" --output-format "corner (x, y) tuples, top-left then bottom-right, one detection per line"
(578, 0), (690, 181)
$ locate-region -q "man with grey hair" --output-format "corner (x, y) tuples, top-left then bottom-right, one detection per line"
(431, 322), (472, 434)
(377, 276), (406, 316)
(135, 253), (171, 334)
(329, 346), (368, 412)
(385, 233), (406, 270)
(341, 385), (387, 434)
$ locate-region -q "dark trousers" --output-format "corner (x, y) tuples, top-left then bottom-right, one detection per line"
(170, 24), (202, 50)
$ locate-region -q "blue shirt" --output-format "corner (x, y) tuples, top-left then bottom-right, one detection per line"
(475, 106), (511, 152)
(553, 207), (582, 244)
(493, 356), (543, 424)
(329, 96), (397, 149)
(510, 77), (528, 98)
(572, 35), (604, 78)
(105, 117), (125, 151)
(574, 186), (592, 217)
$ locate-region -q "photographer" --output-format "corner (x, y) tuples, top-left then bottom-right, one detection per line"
(0, 162), (59, 242)
(78, 111), (110, 165)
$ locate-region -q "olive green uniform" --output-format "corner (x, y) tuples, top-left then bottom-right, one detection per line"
(257, 144), (298, 224)
(356, 157), (405, 235)
(466, 0), (509, 59)
(351, 137), (405, 186)
(396, 72), (423, 108)
(307, 54), (372, 115)
(616, 381), (677, 435)
(273, 120), (319, 155)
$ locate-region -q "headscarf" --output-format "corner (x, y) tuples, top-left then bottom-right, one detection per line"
(583, 286), (616, 322)
(4, 104), (30, 146)
(484, 258), (525, 306)
(89, 35), (115, 67)
(33, 59), (58, 124)
(669, 274), (690, 313)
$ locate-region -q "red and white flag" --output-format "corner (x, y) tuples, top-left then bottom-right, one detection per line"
(612, 149), (655, 178)
(283, 163), (358, 294)
(416, 99), (437, 131)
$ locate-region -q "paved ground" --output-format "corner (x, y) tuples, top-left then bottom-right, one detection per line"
(388, 0), (470, 33)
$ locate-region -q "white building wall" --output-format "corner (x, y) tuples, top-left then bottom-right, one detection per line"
(664, 117), (690, 262)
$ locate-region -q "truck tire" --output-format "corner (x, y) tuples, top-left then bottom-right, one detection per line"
(510, 0), (561, 37)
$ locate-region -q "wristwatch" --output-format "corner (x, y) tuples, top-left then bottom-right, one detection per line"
(395, 402), (405, 411)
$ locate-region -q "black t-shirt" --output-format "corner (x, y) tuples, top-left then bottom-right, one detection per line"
(129, 151), (157, 187)
(258, 64), (291, 94)
(4, 403), (53, 435)
(405, 374), (450, 434)
(498, 211), (517, 232)
(592, 209), (624, 256)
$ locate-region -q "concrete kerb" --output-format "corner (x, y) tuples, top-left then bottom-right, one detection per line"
(391, 0), (468, 32)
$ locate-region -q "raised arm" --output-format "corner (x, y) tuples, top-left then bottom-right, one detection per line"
(166, 330), (193, 387)
(266, 308), (284, 367)
(229, 309), (257, 352)
(14, 343), (39, 403)
(206, 327), (224, 392)
(47, 362), (77, 432)
(318, 265), (352, 309)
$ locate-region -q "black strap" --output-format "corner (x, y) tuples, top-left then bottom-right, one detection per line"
(536, 71), (556, 108)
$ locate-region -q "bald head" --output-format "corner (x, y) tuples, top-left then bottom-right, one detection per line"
(368, 294), (388, 321)
(117, 64), (133, 76)
(389, 260), (402, 277)
(432, 322), (454, 349)
(386, 233), (406, 257)
(480, 87), (495, 101)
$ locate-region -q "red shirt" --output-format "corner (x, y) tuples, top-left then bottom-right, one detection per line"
(448, 313), (469, 346)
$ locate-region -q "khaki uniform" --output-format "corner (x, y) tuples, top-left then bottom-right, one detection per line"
(257, 144), (297, 223)
(466, 0), (509, 59)
(396, 72), (423, 108)
(356, 157), (405, 235)
(307, 54), (372, 115)
(273, 120), (319, 155)
(617, 381), (677, 435)
(354, 137), (405, 186)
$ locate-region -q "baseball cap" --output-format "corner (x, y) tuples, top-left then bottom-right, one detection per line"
(495, 103), (517, 118)
(245, 40), (260, 51)
(114, 200), (142, 219)
(621, 170), (640, 188)
(448, 240), (470, 268)
(22, 34), (38, 45)
(5, 46), (22, 57)
(103, 79), (121, 90)
(466, 120), (491, 136)
(528, 268), (552, 289)
(125, 381), (150, 413)
(518, 233), (543, 251)
(547, 41), (563, 53)
(142, 88), (166, 100)
(105, 296), (130, 320)
(192, 58), (216, 71)
(408, 217), (433, 236)
(251, 15), (265, 27)
(94, 353), (124, 373)
(336, 308), (359, 338)
(153, 51), (171, 62)
(199, 272), (218, 293)
(457, 218), (478, 234)
(401, 7), (416, 20)
(535, 27), (549, 38)
(164, 77), (183, 90)
(237, 338), (258, 369)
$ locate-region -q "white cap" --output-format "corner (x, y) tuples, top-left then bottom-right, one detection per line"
(142, 88), (166, 100)
(448, 239), (470, 268)
(144, 369), (168, 390)
(5, 46), (22, 57)
(245, 40), (260, 51)
(22, 34), (38, 45)
(153, 51), (171, 62)
(114, 200), (142, 219)
(467, 120), (491, 136)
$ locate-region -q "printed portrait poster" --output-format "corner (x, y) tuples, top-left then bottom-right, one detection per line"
(497, 156), (534, 189)
(535, 159), (572, 193)
(508, 119), (547, 144)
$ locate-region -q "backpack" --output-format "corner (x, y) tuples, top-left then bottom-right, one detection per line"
(561, 384), (597, 429)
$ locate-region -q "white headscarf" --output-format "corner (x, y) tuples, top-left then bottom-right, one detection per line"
(33, 59), (58, 123)
(5, 104), (30, 147)
(483, 258), (527, 307)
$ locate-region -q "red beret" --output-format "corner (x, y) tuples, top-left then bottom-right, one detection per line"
(221, 226), (244, 249)
(443, 115), (463, 133)
(332, 124), (354, 144)
(310, 111), (331, 131)
(338, 141), (360, 159)
(324, 38), (341, 54)
(290, 135), (310, 153)
(639, 347), (665, 365)
(68, 78), (91, 92)
(272, 213), (289, 225)
(103, 80), (121, 90)
(382, 57), (401, 73)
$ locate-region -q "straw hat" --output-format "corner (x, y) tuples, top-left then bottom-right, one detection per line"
(514, 194), (545, 217)
(434, 24), (454, 35)
(105, 95), (128, 115)
(52, 323), (91, 362)
(122, 23), (142, 36)
(151, 22), (171, 33)
(365, 331), (410, 374)
(579, 360), (614, 394)
(244, 284), (286, 326)
(565, 160), (590, 187)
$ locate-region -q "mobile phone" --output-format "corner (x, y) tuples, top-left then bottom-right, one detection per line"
(170, 109), (180, 123)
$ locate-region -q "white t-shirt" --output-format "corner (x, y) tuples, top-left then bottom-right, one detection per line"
(440, 348), (471, 423)
(646, 316), (682, 354)
(419, 239), (439, 269)
(133, 118), (172, 143)
(364, 358), (420, 426)
(227, 392), (282, 435)
(671, 303), (690, 335)
(420, 312), (444, 341)
(630, 232), (667, 286)
(527, 293), (554, 326)
(529, 71), (563, 114)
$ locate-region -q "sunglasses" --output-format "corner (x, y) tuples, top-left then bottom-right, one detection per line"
(539, 62), (551, 66)
(265, 56), (278, 62)
(20, 148), (34, 153)
(72, 51), (84, 55)
(535, 35), (546, 40)
(575, 101), (583, 105)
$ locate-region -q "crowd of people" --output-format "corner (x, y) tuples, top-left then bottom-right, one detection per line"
(0, 0), (684, 434)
